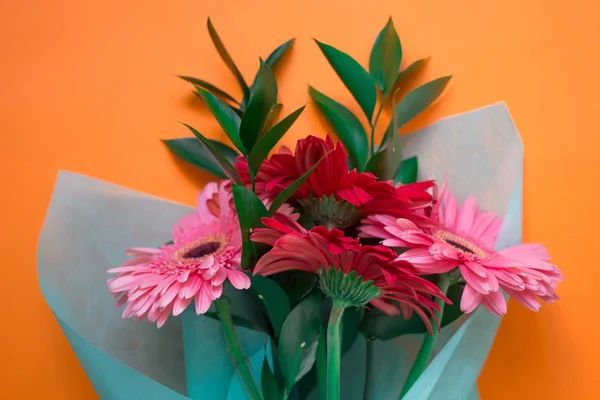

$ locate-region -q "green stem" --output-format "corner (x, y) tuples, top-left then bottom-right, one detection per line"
(369, 106), (384, 157)
(326, 299), (347, 400)
(317, 326), (328, 400)
(363, 339), (375, 400)
(250, 174), (256, 193)
(399, 274), (451, 399)
(215, 297), (263, 400)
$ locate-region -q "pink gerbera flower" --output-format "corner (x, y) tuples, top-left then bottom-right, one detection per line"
(251, 214), (449, 333)
(107, 181), (250, 328)
(360, 179), (563, 316)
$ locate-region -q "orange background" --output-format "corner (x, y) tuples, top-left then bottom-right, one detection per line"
(1, 1), (597, 398)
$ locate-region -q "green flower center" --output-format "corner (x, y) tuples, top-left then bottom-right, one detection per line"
(298, 194), (362, 230)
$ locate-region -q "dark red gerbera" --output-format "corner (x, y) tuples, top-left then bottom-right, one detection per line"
(235, 135), (433, 229)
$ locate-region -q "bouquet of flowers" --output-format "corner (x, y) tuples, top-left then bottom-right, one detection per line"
(38, 18), (562, 400)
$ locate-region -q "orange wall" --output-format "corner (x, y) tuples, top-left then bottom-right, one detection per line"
(1, 1), (597, 398)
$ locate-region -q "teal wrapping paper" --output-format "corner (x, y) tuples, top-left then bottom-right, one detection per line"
(37, 102), (522, 399)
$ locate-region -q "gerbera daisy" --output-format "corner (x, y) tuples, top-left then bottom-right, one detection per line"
(251, 214), (448, 333)
(235, 135), (433, 229)
(107, 181), (249, 328)
(359, 179), (563, 316)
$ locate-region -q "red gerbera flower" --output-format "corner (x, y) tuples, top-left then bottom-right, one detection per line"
(251, 214), (449, 333)
(235, 135), (433, 229)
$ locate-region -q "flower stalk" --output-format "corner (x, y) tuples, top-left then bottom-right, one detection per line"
(399, 273), (451, 399)
(326, 298), (348, 400)
(215, 297), (263, 400)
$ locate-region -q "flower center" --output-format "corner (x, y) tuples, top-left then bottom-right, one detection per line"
(174, 235), (226, 262)
(434, 230), (488, 259)
(183, 241), (220, 259)
(298, 194), (362, 230)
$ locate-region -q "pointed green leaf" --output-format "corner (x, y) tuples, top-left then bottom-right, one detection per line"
(264, 103), (283, 133)
(394, 76), (452, 129)
(365, 121), (402, 180)
(265, 38), (295, 71)
(232, 185), (270, 269)
(162, 138), (240, 178)
(380, 75), (451, 147)
(360, 283), (465, 340)
(178, 75), (239, 105)
(314, 40), (377, 120)
(250, 275), (291, 338)
(181, 123), (243, 184)
(261, 356), (284, 400)
(207, 17), (249, 98)
(248, 105), (305, 174)
(268, 151), (330, 214)
(278, 294), (322, 390)
(369, 18), (402, 94)
(308, 86), (368, 171)
(271, 271), (318, 309)
(395, 156), (418, 184)
(194, 87), (245, 154)
(393, 57), (429, 91)
(240, 60), (278, 152)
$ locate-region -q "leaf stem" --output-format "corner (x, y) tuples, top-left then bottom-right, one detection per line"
(369, 106), (384, 157)
(215, 297), (263, 400)
(362, 338), (376, 400)
(399, 274), (451, 399)
(326, 298), (347, 400)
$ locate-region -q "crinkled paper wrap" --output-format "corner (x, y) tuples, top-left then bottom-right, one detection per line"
(37, 102), (522, 399)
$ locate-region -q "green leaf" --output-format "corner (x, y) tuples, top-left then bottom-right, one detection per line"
(271, 271), (319, 309)
(341, 306), (363, 353)
(395, 156), (418, 184)
(203, 311), (268, 334)
(240, 60), (278, 153)
(180, 124), (243, 184)
(207, 17), (249, 98)
(278, 294), (322, 390)
(314, 40), (377, 120)
(178, 75), (239, 105)
(194, 87), (245, 154)
(249, 275), (291, 337)
(268, 151), (330, 214)
(202, 282), (271, 334)
(162, 138), (240, 178)
(393, 57), (429, 91)
(308, 86), (368, 171)
(392, 76), (451, 129)
(265, 38), (295, 71)
(261, 356), (284, 400)
(264, 103), (283, 133)
(365, 121), (402, 180)
(248, 105), (305, 174)
(360, 283), (465, 340)
(232, 185), (270, 269)
(369, 18), (402, 94)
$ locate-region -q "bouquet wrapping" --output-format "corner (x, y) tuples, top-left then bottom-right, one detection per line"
(39, 102), (523, 400)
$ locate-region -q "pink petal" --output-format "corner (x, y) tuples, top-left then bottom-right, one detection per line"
(456, 196), (478, 235)
(212, 284), (223, 299)
(172, 296), (193, 316)
(505, 288), (541, 311)
(194, 284), (212, 314)
(227, 269), (251, 290)
(480, 290), (507, 316)
(460, 284), (483, 313)
(442, 190), (459, 228)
